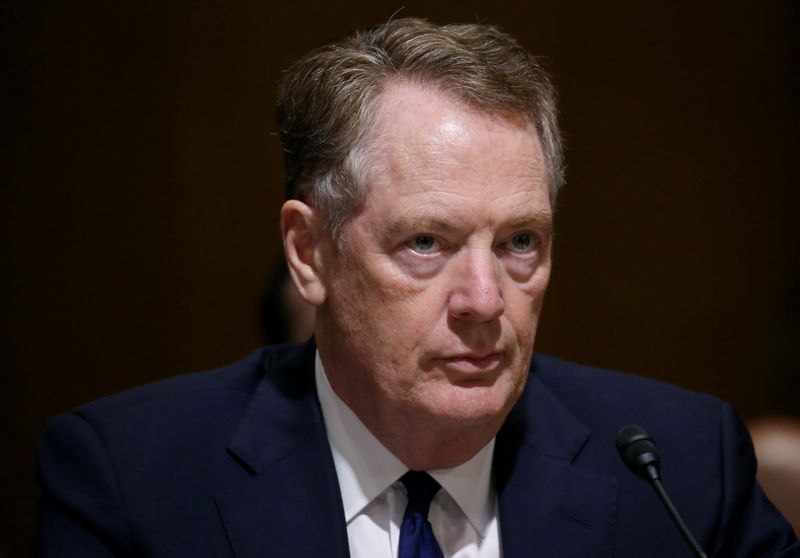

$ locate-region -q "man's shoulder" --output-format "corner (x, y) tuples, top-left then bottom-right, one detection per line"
(533, 353), (721, 403)
(34, 342), (326, 556)
(517, 354), (743, 506)
(529, 353), (727, 433)
(38, 342), (317, 491)
(66, 342), (312, 428)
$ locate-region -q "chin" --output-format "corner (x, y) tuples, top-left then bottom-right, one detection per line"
(429, 383), (520, 424)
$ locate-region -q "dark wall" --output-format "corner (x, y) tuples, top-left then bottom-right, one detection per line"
(4, 2), (798, 555)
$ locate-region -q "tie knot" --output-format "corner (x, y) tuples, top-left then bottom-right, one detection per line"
(400, 471), (441, 518)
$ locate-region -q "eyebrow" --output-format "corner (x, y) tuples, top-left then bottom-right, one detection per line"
(381, 215), (462, 240)
(503, 211), (554, 231)
(381, 209), (553, 240)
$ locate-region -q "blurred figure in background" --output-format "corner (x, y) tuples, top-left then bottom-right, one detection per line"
(749, 416), (800, 535)
(260, 258), (315, 343)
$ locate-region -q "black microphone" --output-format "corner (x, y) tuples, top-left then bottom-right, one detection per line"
(616, 425), (708, 558)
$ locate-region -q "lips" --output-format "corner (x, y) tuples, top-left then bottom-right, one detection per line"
(441, 352), (503, 373)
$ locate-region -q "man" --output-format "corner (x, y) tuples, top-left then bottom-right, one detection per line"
(33, 18), (798, 557)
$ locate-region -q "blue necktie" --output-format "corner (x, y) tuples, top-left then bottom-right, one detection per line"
(398, 471), (445, 558)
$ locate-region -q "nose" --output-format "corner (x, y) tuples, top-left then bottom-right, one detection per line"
(448, 248), (504, 322)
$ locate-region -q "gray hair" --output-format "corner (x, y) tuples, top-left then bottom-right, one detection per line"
(276, 17), (564, 240)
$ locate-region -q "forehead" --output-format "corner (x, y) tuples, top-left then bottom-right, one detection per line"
(374, 80), (539, 156)
(358, 80), (549, 222)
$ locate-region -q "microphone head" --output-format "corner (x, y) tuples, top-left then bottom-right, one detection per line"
(616, 425), (661, 481)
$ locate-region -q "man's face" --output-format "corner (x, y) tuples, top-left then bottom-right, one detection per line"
(317, 80), (552, 448)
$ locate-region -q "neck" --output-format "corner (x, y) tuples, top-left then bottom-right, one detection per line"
(327, 368), (504, 470)
(375, 420), (499, 470)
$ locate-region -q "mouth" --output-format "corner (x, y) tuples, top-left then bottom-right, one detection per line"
(440, 352), (504, 374)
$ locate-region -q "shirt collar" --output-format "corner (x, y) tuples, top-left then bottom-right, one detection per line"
(315, 351), (496, 536)
(315, 352), (408, 522)
(430, 438), (495, 537)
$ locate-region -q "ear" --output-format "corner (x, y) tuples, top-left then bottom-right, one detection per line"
(280, 200), (327, 306)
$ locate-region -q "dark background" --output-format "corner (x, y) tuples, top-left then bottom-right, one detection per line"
(3, 2), (798, 556)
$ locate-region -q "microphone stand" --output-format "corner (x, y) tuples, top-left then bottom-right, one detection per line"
(645, 465), (708, 558)
(617, 426), (709, 558)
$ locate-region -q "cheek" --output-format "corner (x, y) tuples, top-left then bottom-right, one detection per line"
(377, 295), (445, 347)
(343, 254), (446, 330)
(520, 260), (551, 304)
(330, 265), (439, 349)
(502, 269), (550, 334)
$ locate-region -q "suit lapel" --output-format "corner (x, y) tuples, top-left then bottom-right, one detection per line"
(213, 344), (618, 558)
(496, 372), (618, 558)
(216, 341), (350, 558)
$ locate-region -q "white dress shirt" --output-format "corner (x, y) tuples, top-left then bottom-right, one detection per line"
(315, 352), (502, 558)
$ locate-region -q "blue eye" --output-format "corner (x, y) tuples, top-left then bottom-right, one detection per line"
(508, 233), (534, 253)
(412, 235), (438, 254)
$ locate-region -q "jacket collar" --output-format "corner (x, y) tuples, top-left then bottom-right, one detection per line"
(495, 357), (618, 558)
(216, 340), (351, 558)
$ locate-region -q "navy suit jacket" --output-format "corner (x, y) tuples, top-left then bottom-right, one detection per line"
(33, 341), (798, 557)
